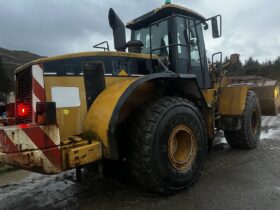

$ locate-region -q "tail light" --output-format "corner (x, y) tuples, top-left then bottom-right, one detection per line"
(17, 103), (28, 117)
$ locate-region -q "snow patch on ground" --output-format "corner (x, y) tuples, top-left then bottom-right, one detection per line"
(261, 116), (280, 141)
(219, 129), (280, 145)
(217, 116), (280, 144)
(272, 186), (280, 195)
(220, 137), (227, 144)
(262, 116), (280, 128)
(261, 129), (280, 140)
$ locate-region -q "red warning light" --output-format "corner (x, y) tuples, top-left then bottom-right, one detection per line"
(17, 103), (28, 117)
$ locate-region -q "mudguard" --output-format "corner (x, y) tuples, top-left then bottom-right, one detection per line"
(218, 86), (249, 116)
(83, 73), (207, 160)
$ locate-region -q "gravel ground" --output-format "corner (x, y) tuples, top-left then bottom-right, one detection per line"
(0, 116), (280, 210)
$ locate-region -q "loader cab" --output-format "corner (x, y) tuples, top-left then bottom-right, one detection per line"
(127, 4), (221, 89)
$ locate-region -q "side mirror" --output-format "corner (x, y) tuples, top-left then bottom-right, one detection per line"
(211, 15), (222, 38)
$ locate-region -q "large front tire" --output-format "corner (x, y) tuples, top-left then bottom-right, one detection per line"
(127, 97), (207, 194)
(224, 91), (261, 149)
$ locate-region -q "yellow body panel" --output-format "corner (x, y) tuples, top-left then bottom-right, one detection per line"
(61, 140), (88, 170)
(117, 81), (156, 123)
(201, 89), (216, 139)
(204, 109), (215, 140)
(67, 141), (102, 168)
(221, 76), (231, 87)
(44, 76), (87, 142)
(105, 76), (136, 87)
(202, 89), (216, 107)
(219, 86), (248, 116)
(83, 77), (139, 152)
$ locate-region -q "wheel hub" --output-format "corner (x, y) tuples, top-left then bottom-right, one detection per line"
(251, 108), (259, 135)
(168, 125), (197, 171)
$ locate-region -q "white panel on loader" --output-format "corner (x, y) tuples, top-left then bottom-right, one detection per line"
(51, 87), (81, 108)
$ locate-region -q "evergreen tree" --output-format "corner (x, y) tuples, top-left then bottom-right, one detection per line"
(223, 56), (230, 64)
(274, 56), (280, 68)
(223, 54), (280, 80)
(243, 57), (261, 75)
(223, 55), (243, 76)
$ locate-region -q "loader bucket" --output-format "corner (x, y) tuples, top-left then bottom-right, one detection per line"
(226, 75), (280, 116)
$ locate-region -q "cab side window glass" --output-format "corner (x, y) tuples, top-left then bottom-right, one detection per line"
(188, 19), (201, 67)
(135, 28), (150, 54)
(151, 20), (169, 56)
(176, 17), (187, 58)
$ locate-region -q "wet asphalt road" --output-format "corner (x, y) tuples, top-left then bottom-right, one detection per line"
(0, 116), (280, 210)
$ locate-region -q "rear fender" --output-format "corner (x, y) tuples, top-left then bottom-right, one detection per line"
(83, 73), (207, 160)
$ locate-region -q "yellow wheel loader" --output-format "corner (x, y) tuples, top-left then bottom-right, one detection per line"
(0, 1), (279, 194)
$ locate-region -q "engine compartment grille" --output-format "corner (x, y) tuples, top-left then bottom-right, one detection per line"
(16, 68), (33, 124)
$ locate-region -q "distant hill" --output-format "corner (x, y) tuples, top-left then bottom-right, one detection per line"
(0, 47), (43, 81)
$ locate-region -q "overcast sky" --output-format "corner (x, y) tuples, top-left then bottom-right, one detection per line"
(0, 0), (279, 62)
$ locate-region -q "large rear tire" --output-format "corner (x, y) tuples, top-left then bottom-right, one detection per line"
(224, 91), (261, 149)
(127, 97), (207, 194)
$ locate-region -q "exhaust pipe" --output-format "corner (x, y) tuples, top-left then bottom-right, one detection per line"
(108, 8), (126, 52)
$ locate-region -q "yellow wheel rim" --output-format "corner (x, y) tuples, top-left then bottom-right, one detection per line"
(168, 124), (197, 171)
(251, 108), (259, 135)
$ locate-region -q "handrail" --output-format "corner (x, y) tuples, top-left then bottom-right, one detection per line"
(93, 41), (110, 51)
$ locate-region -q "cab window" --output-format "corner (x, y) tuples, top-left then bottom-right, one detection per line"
(134, 28), (150, 54)
(150, 20), (169, 56)
(176, 17), (187, 59)
(188, 19), (201, 67)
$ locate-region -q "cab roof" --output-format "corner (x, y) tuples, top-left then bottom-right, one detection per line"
(126, 4), (206, 30)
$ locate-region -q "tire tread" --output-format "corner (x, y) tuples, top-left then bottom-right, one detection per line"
(127, 96), (206, 194)
(225, 91), (261, 149)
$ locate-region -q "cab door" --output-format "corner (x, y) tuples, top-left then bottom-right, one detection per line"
(187, 19), (210, 88)
(175, 17), (211, 89)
